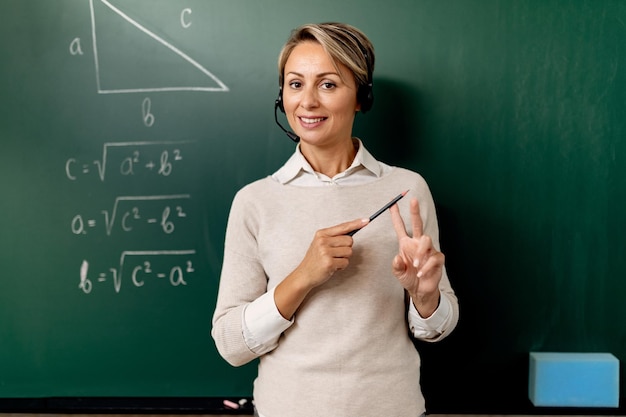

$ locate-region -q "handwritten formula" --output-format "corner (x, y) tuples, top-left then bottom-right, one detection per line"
(68, 141), (199, 294)
(65, 141), (193, 181)
(79, 251), (196, 294)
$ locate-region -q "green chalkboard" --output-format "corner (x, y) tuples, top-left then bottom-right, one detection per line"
(1, 0), (624, 413)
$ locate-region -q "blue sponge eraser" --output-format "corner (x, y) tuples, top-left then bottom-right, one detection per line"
(529, 352), (619, 407)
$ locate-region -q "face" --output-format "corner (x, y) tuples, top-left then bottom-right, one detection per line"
(282, 41), (360, 148)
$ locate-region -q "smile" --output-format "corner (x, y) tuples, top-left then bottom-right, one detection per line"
(299, 116), (327, 124)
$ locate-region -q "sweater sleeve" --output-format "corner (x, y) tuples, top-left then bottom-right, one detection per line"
(211, 188), (279, 366)
(408, 175), (459, 342)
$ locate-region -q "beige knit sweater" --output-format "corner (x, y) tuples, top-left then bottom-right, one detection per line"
(212, 167), (458, 417)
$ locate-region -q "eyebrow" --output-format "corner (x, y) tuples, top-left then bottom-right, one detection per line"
(285, 71), (341, 78)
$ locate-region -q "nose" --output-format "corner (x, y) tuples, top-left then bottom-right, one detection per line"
(300, 86), (319, 109)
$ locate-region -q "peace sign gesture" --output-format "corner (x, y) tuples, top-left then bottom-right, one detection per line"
(389, 198), (444, 318)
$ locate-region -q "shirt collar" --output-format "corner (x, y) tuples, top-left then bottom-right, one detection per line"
(272, 138), (383, 184)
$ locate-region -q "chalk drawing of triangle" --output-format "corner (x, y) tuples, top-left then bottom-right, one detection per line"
(89, 0), (229, 93)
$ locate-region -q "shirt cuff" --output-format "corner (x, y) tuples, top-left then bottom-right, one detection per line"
(242, 287), (294, 355)
(407, 294), (453, 338)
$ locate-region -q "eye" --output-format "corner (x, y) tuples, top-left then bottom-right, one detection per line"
(288, 81), (302, 89)
(321, 82), (336, 90)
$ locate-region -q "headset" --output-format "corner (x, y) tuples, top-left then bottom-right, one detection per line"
(275, 26), (374, 142)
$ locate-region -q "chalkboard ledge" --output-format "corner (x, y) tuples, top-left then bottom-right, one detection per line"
(0, 397), (254, 414)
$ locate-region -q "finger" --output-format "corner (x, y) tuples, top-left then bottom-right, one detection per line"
(416, 252), (445, 279)
(410, 198), (424, 238)
(408, 235), (433, 269)
(390, 203), (409, 239)
(326, 218), (369, 237)
(391, 254), (407, 274)
(331, 245), (354, 259)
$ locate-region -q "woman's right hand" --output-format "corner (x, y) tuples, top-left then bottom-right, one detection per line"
(274, 217), (368, 319)
(298, 217), (369, 287)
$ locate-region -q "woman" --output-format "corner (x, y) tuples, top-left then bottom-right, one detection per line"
(212, 22), (458, 417)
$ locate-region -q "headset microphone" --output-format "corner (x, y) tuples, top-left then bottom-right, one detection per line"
(274, 98), (300, 143)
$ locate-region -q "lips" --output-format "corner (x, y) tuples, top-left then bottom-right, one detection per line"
(298, 116), (327, 128)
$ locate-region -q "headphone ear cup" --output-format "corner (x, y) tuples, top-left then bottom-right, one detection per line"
(276, 88), (285, 113)
(358, 83), (374, 113)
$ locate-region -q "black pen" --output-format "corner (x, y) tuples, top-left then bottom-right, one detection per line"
(347, 190), (409, 236)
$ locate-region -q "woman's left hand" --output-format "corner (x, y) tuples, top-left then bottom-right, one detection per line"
(389, 198), (444, 318)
